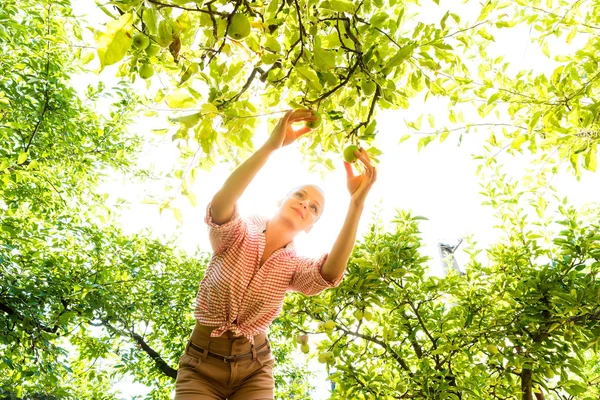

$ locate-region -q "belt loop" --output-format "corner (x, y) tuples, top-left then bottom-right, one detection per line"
(185, 340), (191, 354)
(251, 343), (257, 360)
(202, 340), (211, 362)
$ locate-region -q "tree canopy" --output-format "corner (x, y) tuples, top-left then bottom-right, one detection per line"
(1, 0), (599, 399)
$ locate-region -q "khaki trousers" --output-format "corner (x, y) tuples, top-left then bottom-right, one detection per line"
(174, 323), (275, 400)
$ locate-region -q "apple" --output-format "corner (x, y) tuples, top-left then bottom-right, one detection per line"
(343, 144), (360, 163)
(296, 334), (309, 344)
(301, 343), (310, 354)
(306, 112), (322, 129)
(324, 320), (335, 331)
(362, 79), (376, 96)
(139, 63), (154, 79)
(353, 310), (363, 320)
(323, 351), (335, 364)
(228, 13), (251, 40)
(318, 352), (334, 364)
(487, 344), (500, 355)
(363, 310), (373, 321)
(146, 43), (160, 57)
(133, 33), (150, 50)
(383, 327), (395, 341)
(317, 321), (326, 331)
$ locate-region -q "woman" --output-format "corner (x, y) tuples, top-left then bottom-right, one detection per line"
(175, 109), (377, 399)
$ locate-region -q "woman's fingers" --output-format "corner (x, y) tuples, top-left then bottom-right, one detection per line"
(343, 161), (355, 179)
(288, 108), (316, 122)
(293, 125), (312, 137)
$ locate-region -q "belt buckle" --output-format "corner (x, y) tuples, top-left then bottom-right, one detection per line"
(223, 355), (236, 363)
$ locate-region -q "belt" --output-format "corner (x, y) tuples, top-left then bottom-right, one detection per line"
(187, 339), (270, 363)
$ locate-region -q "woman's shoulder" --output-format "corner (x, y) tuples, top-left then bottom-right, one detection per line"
(245, 214), (269, 233)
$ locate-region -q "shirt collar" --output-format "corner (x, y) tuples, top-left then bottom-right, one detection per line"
(257, 216), (297, 254)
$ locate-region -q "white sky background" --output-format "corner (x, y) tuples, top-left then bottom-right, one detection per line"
(70, 1), (600, 398)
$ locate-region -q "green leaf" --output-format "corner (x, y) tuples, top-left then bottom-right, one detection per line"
(170, 112), (202, 128)
(478, 0), (493, 22)
(165, 90), (198, 108)
(584, 145), (597, 171)
(399, 134), (411, 143)
(487, 92), (500, 105)
(371, 12), (388, 29)
(314, 36), (335, 71)
(510, 135), (527, 150)
(417, 135), (434, 151)
(81, 51), (95, 65)
(96, 13), (134, 71)
(295, 65), (323, 91)
(386, 43), (415, 68)
(17, 152), (27, 164)
(173, 207), (183, 223)
(322, 0), (356, 13)
(142, 6), (158, 35)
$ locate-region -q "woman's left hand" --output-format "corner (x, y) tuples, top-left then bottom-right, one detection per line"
(344, 147), (377, 206)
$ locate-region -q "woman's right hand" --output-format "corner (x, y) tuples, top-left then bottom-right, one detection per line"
(263, 109), (317, 152)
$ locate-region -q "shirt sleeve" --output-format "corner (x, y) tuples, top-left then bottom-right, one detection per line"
(288, 253), (344, 296)
(205, 202), (247, 255)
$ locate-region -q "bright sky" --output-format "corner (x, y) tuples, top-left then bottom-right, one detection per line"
(71, 1), (600, 398)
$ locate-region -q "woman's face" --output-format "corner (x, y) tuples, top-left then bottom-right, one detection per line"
(280, 185), (325, 233)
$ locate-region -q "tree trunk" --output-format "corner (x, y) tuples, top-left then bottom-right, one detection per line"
(521, 368), (533, 400)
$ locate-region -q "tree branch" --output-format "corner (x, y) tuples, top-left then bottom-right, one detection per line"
(337, 326), (413, 375)
(420, 19), (493, 48)
(102, 319), (178, 379)
(223, 67), (263, 105)
(0, 301), (59, 334)
(146, 0), (227, 16)
(273, 0), (305, 85)
(206, 1), (242, 66)
(25, 4), (53, 153)
(306, 59), (359, 104)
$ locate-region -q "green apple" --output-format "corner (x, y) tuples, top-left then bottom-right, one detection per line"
(228, 13), (251, 40)
(139, 63), (154, 79)
(306, 112), (322, 129)
(145, 43), (160, 57)
(300, 343), (310, 354)
(363, 310), (373, 321)
(487, 344), (500, 355)
(317, 321), (326, 331)
(343, 144), (360, 163)
(353, 310), (363, 320)
(383, 327), (395, 341)
(324, 320), (335, 331)
(318, 353), (328, 363)
(362, 79), (376, 96)
(133, 33), (150, 50)
(325, 351), (335, 364)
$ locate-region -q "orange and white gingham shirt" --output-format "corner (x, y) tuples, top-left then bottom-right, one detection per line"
(194, 203), (344, 344)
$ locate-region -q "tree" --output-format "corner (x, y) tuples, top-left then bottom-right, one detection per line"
(87, 0), (600, 216)
(1, 1), (313, 398)
(278, 169), (600, 399)
(3, 0), (599, 399)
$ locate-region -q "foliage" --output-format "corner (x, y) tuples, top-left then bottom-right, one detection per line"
(2, 0), (599, 399)
(280, 186), (600, 399)
(0, 1), (313, 398)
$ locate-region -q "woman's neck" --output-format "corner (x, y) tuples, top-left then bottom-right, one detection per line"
(264, 215), (296, 251)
